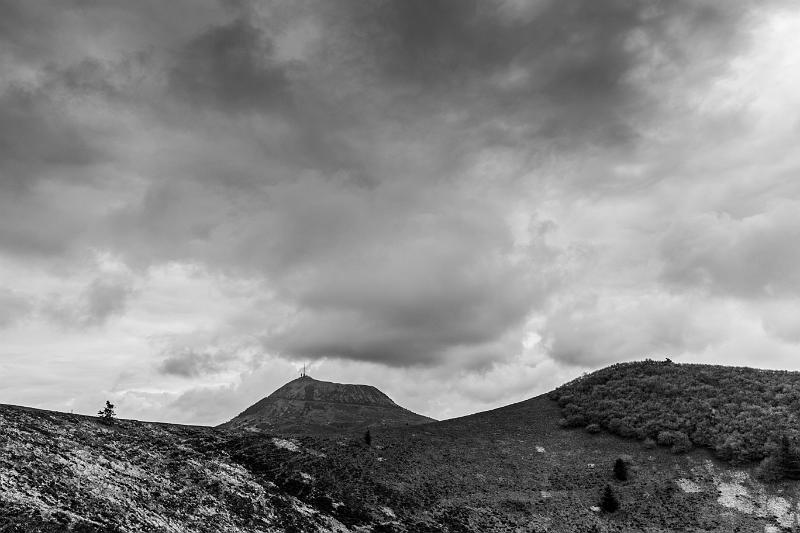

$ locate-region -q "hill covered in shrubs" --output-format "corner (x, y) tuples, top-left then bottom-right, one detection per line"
(551, 360), (800, 478)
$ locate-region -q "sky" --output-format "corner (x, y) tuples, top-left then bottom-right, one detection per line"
(1, 0), (800, 425)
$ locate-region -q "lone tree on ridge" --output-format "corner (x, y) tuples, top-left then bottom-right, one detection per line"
(97, 400), (116, 425)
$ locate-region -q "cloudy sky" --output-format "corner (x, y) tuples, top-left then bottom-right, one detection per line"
(1, 0), (799, 425)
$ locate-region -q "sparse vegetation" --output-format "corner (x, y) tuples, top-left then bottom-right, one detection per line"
(552, 360), (800, 469)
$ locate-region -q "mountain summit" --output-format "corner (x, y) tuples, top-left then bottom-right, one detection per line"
(220, 375), (434, 433)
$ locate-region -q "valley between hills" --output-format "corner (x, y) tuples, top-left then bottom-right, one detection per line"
(3, 361), (800, 532)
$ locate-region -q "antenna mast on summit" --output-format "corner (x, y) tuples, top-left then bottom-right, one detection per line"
(301, 364), (307, 377)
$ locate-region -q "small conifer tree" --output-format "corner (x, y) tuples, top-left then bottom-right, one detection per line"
(600, 484), (619, 513)
(614, 458), (628, 481)
(364, 428), (372, 446)
(97, 400), (116, 425)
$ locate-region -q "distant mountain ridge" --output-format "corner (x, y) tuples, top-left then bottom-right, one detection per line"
(220, 375), (434, 433)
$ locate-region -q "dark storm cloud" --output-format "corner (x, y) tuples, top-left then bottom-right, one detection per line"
(265, 246), (540, 366)
(42, 276), (134, 328)
(158, 349), (231, 378)
(169, 17), (292, 113)
(0, 84), (102, 257)
(99, 0), (773, 369)
(1, 0), (793, 391)
(0, 87), (97, 191)
(317, 0), (756, 150)
(659, 206), (800, 298)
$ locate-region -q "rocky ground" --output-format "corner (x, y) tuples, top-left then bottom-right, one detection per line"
(0, 404), (353, 532)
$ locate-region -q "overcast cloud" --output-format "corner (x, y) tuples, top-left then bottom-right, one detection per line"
(1, 0), (799, 424)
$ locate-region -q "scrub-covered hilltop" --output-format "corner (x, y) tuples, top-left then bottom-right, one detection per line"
(552, 360), (800, 476)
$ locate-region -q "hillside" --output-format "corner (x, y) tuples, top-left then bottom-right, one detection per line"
(220, 375), (434, 434)
(551, 360), (800, 472)
(5, 363), (800, 531)
(0, 404), (354, 532)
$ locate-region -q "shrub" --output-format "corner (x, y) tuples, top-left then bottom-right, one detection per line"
(776, 435), (800, 480)
(754, 436), (800, 482)
(642, 438), (656, 449)
(617, 422), (636, 439)
(564, 414), (586, 428)
(656, 431), (675, 447)
(755, 455), (783, 482)
(586, 423), (601, 434)
(364, 429), (372, 446)
(670, 432), (693, 454)
(613, 458), (628, 481)
(600, 485), (619, 513)
(715, 433), (745, 462)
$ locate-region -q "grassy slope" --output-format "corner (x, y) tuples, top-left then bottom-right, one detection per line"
(4, 364), (800, 532)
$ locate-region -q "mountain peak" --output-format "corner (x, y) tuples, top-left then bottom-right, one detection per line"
(220, 375), (433, 433)
(259, 376), (399, 409)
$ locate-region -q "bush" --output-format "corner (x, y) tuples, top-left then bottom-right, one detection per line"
(755, 455), (783, 482)
(656, 431), (675, 447)
(613, 458), (628, 481)
(715, 433), (746, 462)
(600, 485), (619, 513)
(563, 414), (586, 428)
(670, 432), (693, 454)
(642, 438), (656, 449)
(760, 435), (800, 481)
(585, 423), (601, 434)
(364, 429), (372, 447)
(779, 435), (800, 480)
